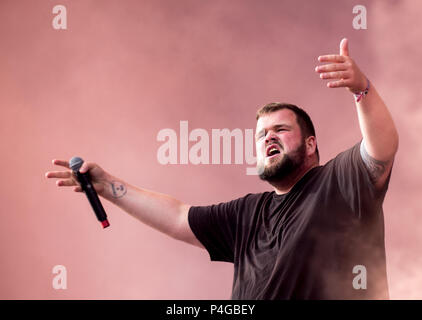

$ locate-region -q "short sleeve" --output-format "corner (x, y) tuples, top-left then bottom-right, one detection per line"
(332, 141), (391, 218)
(188, 195), (249, 263)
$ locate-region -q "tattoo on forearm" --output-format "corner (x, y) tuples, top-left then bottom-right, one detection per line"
(360, 142), (388, 183)
(111, 181), (127, 198)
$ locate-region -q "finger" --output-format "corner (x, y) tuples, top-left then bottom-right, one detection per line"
(315, 63), (347, 73)
(340, 38), (349, 57)
(79, 161), (96, 174)
(320, 71), (350, 80)
(327, 79), (352, 88)
(73, 186), (83, 192)
(318, 55), (346, 63)
(52, 159), (70, 168)
(45, 171), (72, 179)
(56, 179), (78, 187)
(80, 162), (89, 173)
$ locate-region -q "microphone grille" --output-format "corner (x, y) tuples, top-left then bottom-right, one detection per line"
(69, 157), (84, 171)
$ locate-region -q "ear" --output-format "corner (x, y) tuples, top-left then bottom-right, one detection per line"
(305, 136), (317, 158)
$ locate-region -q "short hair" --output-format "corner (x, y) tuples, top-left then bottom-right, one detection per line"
(256, 102), (319, 161)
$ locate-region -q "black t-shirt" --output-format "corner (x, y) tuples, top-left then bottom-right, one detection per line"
(188, 142), (391, 299)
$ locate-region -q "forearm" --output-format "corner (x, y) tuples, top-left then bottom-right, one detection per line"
(100, 174), (191, 240)
(316, 38), (399, 160)
(355, 82), (399, 161)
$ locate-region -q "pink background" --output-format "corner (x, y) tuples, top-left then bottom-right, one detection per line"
(1, 0), (421, 299)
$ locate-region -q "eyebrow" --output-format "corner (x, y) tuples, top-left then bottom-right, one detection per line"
(255, 124), (292, 138)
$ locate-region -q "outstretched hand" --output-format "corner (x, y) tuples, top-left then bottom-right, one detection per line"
(45, 159), (109, 196)
(315, 38), (367, 94)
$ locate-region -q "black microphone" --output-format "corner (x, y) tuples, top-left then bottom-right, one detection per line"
(69, 156), (110, 229)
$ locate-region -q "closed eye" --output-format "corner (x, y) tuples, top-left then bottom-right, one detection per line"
(255, 132), (265, 141)
(255, 125), (290, 141)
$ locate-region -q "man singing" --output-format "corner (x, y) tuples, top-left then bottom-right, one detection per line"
(46, 39), (398, 299)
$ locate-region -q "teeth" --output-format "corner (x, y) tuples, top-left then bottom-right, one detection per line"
(268, 147), (279, 156)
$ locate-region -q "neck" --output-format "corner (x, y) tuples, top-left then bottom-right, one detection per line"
(270, 162), (318, 195)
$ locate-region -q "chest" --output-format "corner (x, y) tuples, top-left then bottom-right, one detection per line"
(240, 186), (358, 264)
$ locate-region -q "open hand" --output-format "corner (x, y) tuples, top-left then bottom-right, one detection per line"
(45, 159), (109, 196)
(315, 38), (367, 94)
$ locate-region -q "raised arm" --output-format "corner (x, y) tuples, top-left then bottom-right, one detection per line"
(315, 38), (399, 189)
(45, 160), (203, 248)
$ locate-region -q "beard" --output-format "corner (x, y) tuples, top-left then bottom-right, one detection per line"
(258, 140), (307, 183)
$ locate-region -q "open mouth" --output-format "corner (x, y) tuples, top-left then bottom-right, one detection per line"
(266, 144), (281, 158)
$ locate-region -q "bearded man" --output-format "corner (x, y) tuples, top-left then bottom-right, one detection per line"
(46, 39), (398, 299)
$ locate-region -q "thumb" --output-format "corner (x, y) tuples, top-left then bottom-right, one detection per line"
(340, 38), (349, 56)
(79, 162), (90, 173)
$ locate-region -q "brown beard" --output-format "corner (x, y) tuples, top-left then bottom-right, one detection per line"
(258, 140), (307, 183)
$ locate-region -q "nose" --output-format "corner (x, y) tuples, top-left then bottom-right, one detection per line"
(265, 131), (278, 144)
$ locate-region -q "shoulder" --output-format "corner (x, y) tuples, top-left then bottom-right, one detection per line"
(321, 141), (365, 173)
(359, 140), (394, 191)
(322, 141), (393, 194)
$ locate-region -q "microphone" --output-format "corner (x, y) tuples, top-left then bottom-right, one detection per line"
(69, 156), (110, 229)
